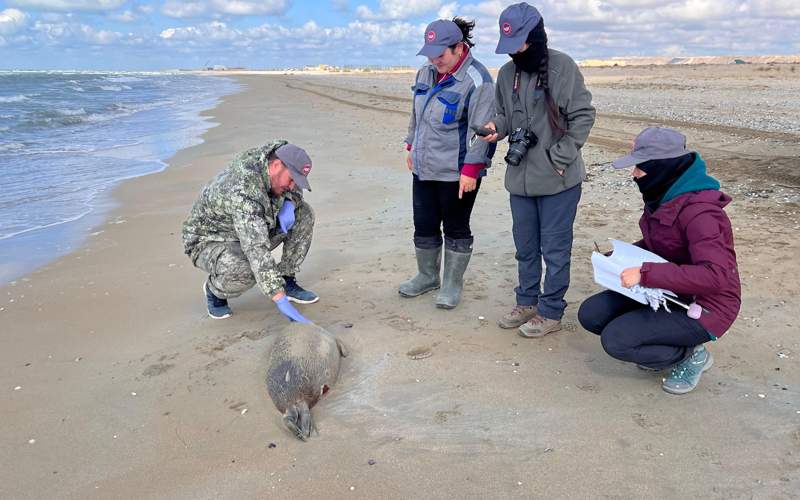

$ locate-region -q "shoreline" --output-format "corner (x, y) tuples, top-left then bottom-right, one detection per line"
(0, 74), (242, 285)
(2, 72), (798, 499)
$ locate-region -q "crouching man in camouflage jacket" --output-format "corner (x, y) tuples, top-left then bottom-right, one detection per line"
(182, 140), (318, 322)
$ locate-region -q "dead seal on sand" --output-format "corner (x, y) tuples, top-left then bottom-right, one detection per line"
(265, 323), (348, 441)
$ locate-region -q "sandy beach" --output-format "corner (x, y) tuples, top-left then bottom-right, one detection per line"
(2, 66), (799, 499)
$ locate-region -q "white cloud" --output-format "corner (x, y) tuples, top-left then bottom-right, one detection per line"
(437, 2), (458, 19)
(162, 0), (290, 18)
(78, 23), (121, 43)
(40, 12), (72, 21)
(662, 44), (685, 56)
(159, 17), (421, 49)
(109, 10), (135, 22)
(356, 0), (441, 20)
(210, 0), (290, 16)
(0, 8), (28, 35)
(343, 19), (421, 43)
(162, 2), (207, 18)
(657, 0), (733, 22)
(32, 19), (125, 44)
(160, 21), (242, 42)
(750, 0), (800, 17)
(4, 0), (800, 67)
(5, 0), (125, 11)
(332, 0), (349, 13)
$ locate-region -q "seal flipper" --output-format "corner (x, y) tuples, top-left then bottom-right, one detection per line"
(283, 400), (313, 441)
(298, 400), (314, 439)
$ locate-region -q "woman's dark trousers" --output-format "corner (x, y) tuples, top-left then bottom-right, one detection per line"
(578, 290), (710, 369)
(510, 184), (581, 321)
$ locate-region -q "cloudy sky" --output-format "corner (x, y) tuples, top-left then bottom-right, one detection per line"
(1, 0), (798, 70)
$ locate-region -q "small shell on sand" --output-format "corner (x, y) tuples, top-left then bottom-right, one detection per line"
(406, 346), (432, 360)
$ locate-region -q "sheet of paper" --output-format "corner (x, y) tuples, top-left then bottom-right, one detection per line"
(591, 240), (674, 305)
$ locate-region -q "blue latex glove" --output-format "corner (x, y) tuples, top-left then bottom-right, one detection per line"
(275, 296), (311, 323)
(277, 200), (296, 234)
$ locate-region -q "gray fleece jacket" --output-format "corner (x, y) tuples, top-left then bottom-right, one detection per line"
(494, 49), (595, 197)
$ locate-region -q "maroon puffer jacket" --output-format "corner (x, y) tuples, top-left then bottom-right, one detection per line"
(638, 190), (741, 337)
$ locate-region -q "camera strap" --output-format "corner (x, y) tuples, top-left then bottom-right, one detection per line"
(512, 68), (541, 130)
(512, 68), (542, 94)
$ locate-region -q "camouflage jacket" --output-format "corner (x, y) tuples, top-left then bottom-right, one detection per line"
(182, 140), (302, 296)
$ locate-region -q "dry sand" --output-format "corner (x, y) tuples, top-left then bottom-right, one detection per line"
(2, 66), (799, 499)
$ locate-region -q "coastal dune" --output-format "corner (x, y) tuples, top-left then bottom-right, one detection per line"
(2, 70), (799, 498)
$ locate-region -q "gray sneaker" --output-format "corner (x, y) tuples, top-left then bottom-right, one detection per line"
(518, 315), (562, 338)
(498, 305), (538, 329)
(662, 346), (713, 395)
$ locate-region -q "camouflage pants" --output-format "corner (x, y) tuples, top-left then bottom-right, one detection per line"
(192, 201), (314, 299)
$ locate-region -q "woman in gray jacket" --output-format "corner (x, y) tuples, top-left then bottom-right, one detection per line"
(400, 17), (496, 309)
(481, 3), (595, 337)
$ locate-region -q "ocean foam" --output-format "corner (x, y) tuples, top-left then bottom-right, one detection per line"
(0, 95), (29, 103)
(0, 142), (25, 152)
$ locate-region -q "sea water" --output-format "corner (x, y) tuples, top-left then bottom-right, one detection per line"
(0, 71), (241, 284)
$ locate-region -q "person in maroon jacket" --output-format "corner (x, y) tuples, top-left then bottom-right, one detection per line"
(578, 127), (741, 394)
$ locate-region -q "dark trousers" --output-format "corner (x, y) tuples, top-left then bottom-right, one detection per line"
(510, 184), (581, 320)
(412, 174), (481, 250)
(578, 290), (711, 369)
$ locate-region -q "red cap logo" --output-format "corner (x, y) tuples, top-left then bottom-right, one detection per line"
(302, 164), (311, 176)
(426, 30), (436, 42)
(502, 22), (512, 35)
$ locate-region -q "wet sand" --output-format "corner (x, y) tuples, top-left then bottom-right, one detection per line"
(2, 67), (799, 499)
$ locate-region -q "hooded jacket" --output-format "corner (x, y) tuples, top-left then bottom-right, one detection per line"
(636, 155), (741, 337)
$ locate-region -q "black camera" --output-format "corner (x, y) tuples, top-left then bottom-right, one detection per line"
(504, 128), (538, 166)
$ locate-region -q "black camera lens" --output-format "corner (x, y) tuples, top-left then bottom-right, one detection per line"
(504, 128), (534, 166)
(505, 143), (526, 166)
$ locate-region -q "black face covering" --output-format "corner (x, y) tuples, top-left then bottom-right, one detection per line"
(510, 19), (547, 74)
(634, 152), (695, 212)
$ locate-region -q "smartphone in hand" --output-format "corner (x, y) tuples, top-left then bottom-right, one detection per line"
(471, 126), (494, 137)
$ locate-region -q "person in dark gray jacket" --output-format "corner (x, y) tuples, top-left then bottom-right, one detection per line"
(400, 17), (496, 310)
(481, 3), (595, 337)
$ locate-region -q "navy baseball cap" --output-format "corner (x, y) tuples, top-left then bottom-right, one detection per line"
(275, 144), (312, 191)
(417, 20), (463, 58)
(495, 3), (543, 54)
(612, 127), (690, 169)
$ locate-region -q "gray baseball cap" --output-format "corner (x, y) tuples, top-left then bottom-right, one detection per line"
(417, 20), (463, 58)
(495, 3), (542, 54)
(275, 143), (312, 191)
(612, 127), (690, 169)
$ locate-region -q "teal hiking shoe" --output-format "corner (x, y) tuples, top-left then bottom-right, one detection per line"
(204, 281), (231, 319)
(283, 276), (319, 304)
(662, 345), (713, 395)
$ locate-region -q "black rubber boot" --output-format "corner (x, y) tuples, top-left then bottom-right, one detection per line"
(436, 238), (473, 309)
(399, 239), (441, 297)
